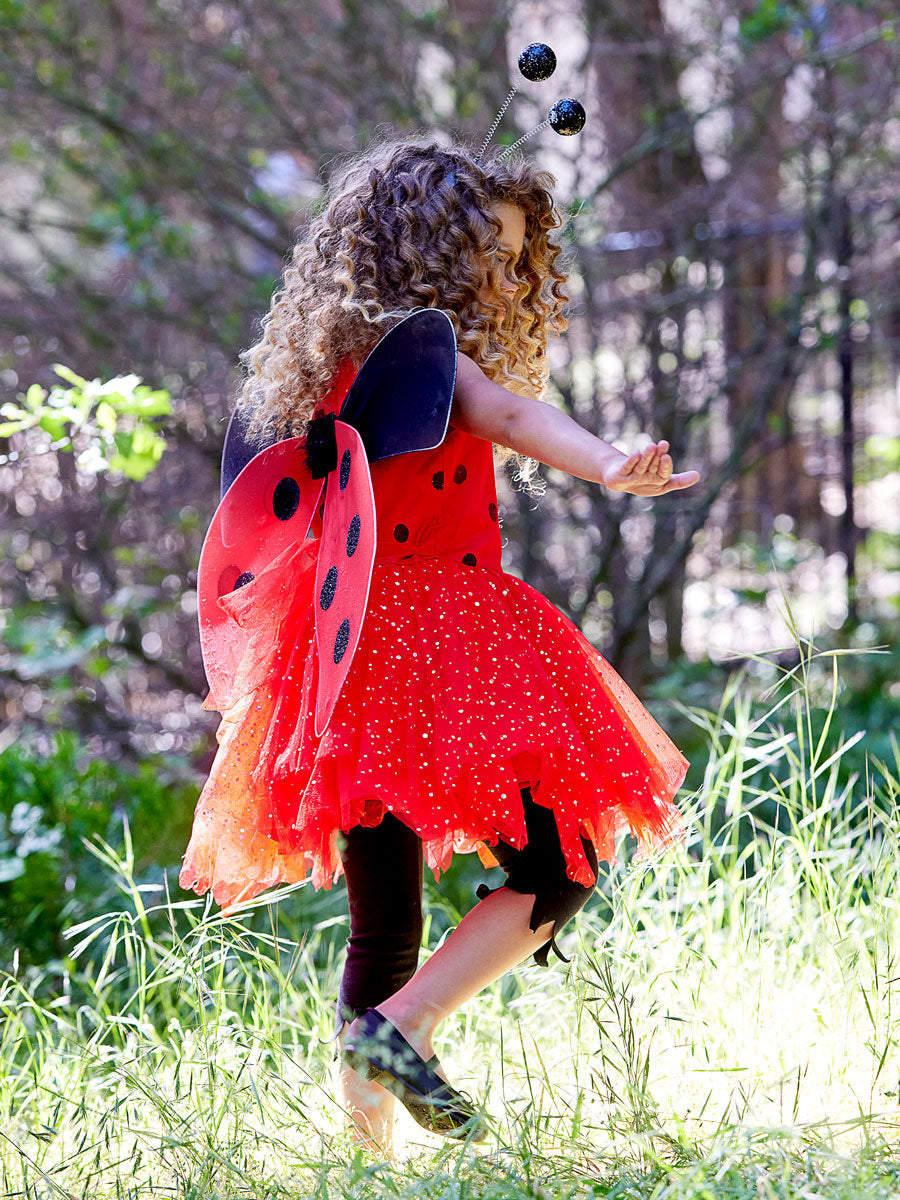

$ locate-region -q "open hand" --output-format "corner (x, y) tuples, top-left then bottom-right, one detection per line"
(602, 441), (701, 496)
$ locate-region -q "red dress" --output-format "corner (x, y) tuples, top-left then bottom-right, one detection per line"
(179, 379), (690, 914)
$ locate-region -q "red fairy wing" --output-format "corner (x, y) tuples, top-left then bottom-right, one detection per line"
(313, 421), (376, 736)
(198, 437), (323, 706)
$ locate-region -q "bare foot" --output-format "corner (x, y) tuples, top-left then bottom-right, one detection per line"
(337, 1023), (396, 1154)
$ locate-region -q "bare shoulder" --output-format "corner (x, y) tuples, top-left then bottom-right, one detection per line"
(452, 352), (524, 443)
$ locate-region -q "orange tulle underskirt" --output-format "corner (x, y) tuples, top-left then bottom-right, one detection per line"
(178, 541), (690, 913)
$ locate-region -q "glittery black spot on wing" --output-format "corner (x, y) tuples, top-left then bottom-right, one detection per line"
(488, 502), (498, 522)
(320, 566), (338, 610)
(453, 464), (467, 484)
(347, 514), (361, 556)
(272, 476), (301, 521)
(393, 523), (409, 543)
(313, 421), (376, 738)
(432, 471), (444, 490)
(462, 553), (477, 566)
(235, 570), (255, 589)
(333, 619), (350, 664)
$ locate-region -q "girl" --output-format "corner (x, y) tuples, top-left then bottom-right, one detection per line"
(179, 137), (700, 1154)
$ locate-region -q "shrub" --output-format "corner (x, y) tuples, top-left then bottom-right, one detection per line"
(0, 731), (197, 971)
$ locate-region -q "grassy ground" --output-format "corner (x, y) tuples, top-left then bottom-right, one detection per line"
(2, 628), (900, 1198)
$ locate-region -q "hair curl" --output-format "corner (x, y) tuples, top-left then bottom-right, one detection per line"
(235, 135), (570, 487)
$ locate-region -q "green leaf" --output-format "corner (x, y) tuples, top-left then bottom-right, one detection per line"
(0, 403), (29, 420)
(739, 0), (801, 42)
(50, 364), (87, 388)
(24, 383), (47, 412)
(95, 401), (118, 434)
(113, 389), (172, 418)
(37, 415), (68, 440)
(97, 373), (141, 396)
(110, 445), (165, 481)
(10, 365), (171, 481)
(864, 435), (900, 468)
(131, 425), (160, 455)
(113, 430), (134, 457)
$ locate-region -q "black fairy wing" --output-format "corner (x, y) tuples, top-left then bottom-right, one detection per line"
(218, 307), (457, 499)
(336, 308), (457, 460)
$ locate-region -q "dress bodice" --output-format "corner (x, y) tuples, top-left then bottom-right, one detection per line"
(308, 381), (503, 572)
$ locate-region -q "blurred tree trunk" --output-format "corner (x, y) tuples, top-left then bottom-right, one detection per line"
(582, 0), (708, 684)
(836, 193), (859, 623)
(817, 11), (880, 621)
(437, 0), (512, 136)
(720, 11), (819, 546)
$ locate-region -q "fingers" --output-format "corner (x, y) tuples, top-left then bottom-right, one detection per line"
(670, 470), (701, 488)
(634, 444), (657, 476)
(613, 442), (700, 493)
(647, 470), (701, 493)
(620, 442), (668, 477)
(634, 443), (672, 482)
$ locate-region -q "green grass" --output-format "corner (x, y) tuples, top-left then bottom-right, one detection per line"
(2, 623), (900, 1197)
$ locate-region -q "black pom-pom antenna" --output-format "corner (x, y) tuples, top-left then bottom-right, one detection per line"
(474, 41), (586, 163)
(549, 98), (586, 136)
(518, 42), (556, 82)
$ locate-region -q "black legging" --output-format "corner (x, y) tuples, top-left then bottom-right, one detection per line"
(335, 785), (598, 1029)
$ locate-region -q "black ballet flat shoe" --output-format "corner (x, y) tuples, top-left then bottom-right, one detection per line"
(341, 1008), (488, 1142)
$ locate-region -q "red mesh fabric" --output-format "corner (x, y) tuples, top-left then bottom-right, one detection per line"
(179, 420), (690, 914)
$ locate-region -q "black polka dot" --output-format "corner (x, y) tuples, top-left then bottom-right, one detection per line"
(488, 502), (498, 522)
(462, 553), (477, 566)
(319, 565), (337, 610)
(339, 449), (351, 491)
(346, 514), (361, 557)
(235, 571), (255, 589)
(432, 471), (444, 490)
(393, 523), (409, 543)
(272, 476), (300, 521)
(453, 465), (467, 484)
(334, 619), (350, 664)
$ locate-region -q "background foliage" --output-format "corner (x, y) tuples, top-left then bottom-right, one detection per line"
(0, 0), (897, 971)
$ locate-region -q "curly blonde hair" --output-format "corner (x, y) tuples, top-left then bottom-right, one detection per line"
(235, 135), (569, 482)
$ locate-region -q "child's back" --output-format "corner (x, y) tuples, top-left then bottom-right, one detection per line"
(314, 394), (502, 571)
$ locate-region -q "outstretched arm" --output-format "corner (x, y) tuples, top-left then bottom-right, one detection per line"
(451, 352), (701, 496)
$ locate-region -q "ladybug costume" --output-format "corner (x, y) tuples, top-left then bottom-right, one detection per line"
(179, 309), (689, 979)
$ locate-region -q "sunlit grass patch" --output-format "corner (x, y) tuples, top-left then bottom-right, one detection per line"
(2, 623), (899, 1197)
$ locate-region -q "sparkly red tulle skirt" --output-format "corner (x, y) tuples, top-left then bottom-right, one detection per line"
(178, 539), (690, 913)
